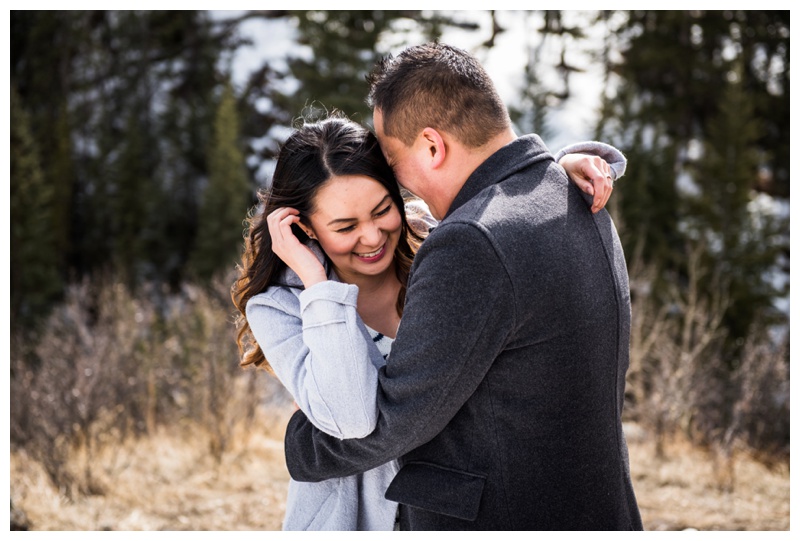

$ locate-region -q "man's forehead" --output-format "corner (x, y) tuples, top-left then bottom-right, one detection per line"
(372, 108), (386, 134)
(371, 110), (393, 158)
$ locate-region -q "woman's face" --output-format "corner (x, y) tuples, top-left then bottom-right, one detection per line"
(304, 174), (402, 283)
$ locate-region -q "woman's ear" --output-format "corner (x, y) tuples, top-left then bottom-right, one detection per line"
(298, 222), (316, 240)
(421, 127), (446, 169)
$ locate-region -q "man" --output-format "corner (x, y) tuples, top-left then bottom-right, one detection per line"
(284, 42), (643, 530)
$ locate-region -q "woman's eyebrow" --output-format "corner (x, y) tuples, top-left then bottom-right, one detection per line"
(370, 195), (392, 213)
(326, 216), (356, 227)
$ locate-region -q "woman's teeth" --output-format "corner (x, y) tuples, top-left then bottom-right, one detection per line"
(356, 246), (383, 258)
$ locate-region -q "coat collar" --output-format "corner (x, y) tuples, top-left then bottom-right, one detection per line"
(444, 134), (553, 220)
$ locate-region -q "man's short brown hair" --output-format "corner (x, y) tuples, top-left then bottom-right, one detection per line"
(367, 42), (511, 148)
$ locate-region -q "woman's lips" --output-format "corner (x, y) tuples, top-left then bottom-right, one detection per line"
(354, 244), (387, 263)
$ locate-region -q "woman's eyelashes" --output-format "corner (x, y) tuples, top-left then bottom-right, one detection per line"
(333, 205), (393, 234)
(335, 223), (356, 234)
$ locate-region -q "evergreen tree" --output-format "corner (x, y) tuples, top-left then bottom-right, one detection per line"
(509, 13), (555, 141)
(155, 11), (237, 287)
(107, 102), (159, 287)
(275, 10), (399, 121)
(597, 83), (683, 270)
(10, 85), (63, 325)
(11, 11), (240, 304)
(508, 10), (592, 142)
(10, 11), (81, 281)
(189, 81), (252, 282)
(273, 11), (479, 122)
(596, 10), (789, 351)
(689, 62), (787, 348)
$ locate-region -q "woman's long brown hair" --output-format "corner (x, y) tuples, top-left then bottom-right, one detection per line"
(231, 116), (424, 374)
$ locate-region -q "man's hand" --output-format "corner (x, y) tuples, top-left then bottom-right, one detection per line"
(559, 153), (615, 214)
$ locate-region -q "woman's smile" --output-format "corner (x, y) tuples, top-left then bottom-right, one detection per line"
(305, 174), (403, 283)
(354, 244), (387, 262)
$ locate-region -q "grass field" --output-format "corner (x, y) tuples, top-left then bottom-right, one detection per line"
(10, 405), (789, 531)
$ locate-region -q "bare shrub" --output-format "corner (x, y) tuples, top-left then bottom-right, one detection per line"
(10, 272), (289, 498)
(626, 240), (789, 484)
(10, 277), (153, 497)
(628, 242), (729, 457)
(723, 334), (790, 460)
(152, 274), (290, 462)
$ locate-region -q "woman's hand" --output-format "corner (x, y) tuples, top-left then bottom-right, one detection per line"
(267, 207), (328, 289)
(559, 153), (615, 214)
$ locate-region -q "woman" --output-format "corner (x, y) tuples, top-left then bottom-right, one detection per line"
(231, 116), (625, 530)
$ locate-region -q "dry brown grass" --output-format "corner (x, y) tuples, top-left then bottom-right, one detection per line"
(10, 404), (295, 531)
(627, 432), (789, 531)
(10, 415), (789, 531)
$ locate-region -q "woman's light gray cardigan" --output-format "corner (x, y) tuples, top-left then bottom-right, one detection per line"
(247, 250), (399, 530)
(245, 141), (625, 531)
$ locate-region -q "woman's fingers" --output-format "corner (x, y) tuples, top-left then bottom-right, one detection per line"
(267, 207), (300, 244)
(265, 207), (327, 288)
(588, 156), (613, 214)
(279, 213), (300, 240)
(559, 153), (616, 213)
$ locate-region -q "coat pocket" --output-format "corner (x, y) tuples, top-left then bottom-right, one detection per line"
(384, 462), (486, 521)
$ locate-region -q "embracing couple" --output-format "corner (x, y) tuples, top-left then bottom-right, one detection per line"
(232, 42), (643, 531)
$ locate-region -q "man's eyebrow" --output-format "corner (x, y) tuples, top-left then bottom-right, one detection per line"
(325, 195), (392, 227)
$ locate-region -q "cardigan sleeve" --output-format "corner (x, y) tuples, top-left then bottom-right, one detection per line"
(553, 141), (627, 181)
(404, 199), (438, 236)
(284, 221), (516, 481)
(246, 281), (383, 439)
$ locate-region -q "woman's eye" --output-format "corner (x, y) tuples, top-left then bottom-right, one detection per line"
(375, 205), (392, 217)
(335, 225), (356, 233)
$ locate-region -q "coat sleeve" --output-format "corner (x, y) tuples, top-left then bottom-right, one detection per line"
(553, 141), (628, 181)
(284, 221), (515, 481)
(246, 281), (383, 439)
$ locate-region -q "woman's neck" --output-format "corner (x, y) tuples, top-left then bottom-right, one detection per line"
(335, 263), (402, 338)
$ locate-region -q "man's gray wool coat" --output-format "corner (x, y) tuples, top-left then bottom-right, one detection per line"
(285, 134), (643, 530)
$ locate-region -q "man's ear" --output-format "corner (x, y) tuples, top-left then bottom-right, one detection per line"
(421, 127), (446, 169)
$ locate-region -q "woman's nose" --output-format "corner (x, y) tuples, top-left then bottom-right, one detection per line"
(360, 221), (383, 247)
